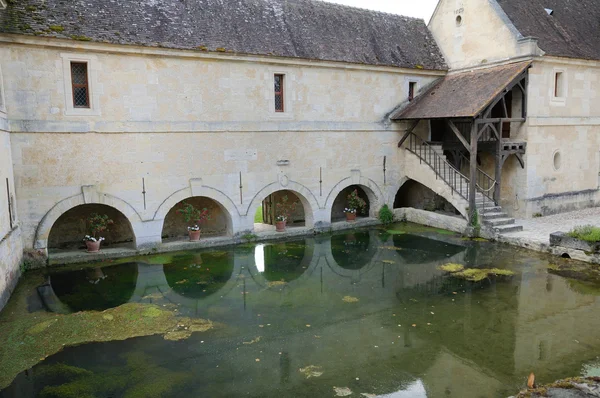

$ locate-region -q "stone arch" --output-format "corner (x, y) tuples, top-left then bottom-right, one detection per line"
(393, 179), (462, 216)
(401, 167), (469, 219)
(246, 181), (319, 228)
(154, 186), (240, 236)
(34, 192), (143, 250)
(325, 177), (383, 221)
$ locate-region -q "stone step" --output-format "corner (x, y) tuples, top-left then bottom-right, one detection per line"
(481, 211), (509, 220)
(479, 206), (502, 213)
(494, 224), (523, 234)
(484, 218), (515, 227)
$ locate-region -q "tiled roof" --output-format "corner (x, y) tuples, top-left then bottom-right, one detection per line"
(497, 0), (600, 61)
(0, 0), (447, 70)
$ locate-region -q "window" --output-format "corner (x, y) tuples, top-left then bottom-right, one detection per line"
(408, 82), (417, 101)
(554, 71), (564, 98)
(0, 63), (5, 113)
(70, 62), (90, 108)
(274, 74), (284, 112)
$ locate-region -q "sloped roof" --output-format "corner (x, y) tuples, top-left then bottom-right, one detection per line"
(390, 61), (531, 120)
(497, 0), (600, 61)
(0, 0), (447, 70)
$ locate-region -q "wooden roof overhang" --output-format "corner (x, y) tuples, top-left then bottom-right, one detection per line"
(392, 61), (532, 152)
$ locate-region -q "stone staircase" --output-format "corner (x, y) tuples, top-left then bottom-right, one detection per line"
(411, 142), (523, 234)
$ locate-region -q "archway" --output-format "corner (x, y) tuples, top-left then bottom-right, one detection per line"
(253, 189), (311, 232)
(47, 204), (135, 251)
(161, 196), (233, 241)
(394, 179), (460, 216)
(330, 185), (372, 222)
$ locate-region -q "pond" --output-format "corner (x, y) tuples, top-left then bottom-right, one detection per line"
(1, 223), (600, 398)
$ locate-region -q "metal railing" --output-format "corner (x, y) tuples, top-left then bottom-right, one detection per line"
(405, 133), (471, 202)
(457, 152), (496, 203)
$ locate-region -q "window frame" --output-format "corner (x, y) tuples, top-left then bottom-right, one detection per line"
(70, 61), (91, 109)
(408, 81), (417, 101)
(274, 73), (285, 113)
(61, 53), (101, 116)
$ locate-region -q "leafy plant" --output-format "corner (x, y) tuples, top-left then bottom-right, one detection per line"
(86, 213), (114, 239)
(346, 189), (367, 213)
(177, 202), (210, 227)
(378, 204), (394, 225)
(567, 225), (600, 242)
(275, 195), (298, 222)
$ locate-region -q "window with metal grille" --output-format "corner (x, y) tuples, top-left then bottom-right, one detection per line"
(274, 74), (284, 112)
(70, 62), (90, 108)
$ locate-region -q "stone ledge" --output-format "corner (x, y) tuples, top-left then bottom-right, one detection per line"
(550, 231), (600, 252)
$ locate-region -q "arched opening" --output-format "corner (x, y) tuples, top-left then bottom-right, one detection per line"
(48, 204), (135, 252)
(50, 263), (138, 312)
(162, 196), (232, 241)
(331, 185), (371, 222)
(331, 231), (376, 270)
(394, 179), (460, 216)
(254, 190), (308, 232)
(253, 239), (312, 284)
(561, 253), (571, 259)
(164, 251), (235, 299)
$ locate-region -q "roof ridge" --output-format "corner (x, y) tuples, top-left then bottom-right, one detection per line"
(297, 0), (425, 20)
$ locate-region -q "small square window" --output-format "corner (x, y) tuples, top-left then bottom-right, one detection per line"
(408, 82), (417, 101)
(554, 72), (564, 98)
(70, 62), (90, 108)
(274, 74), (284, 112)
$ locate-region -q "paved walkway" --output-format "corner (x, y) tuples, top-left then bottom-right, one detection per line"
(503, 207), (600, 245)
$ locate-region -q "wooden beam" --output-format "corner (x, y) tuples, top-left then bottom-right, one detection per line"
(476, 118), (525, 124)
(397, 120), (420, 148)
(469, 122), (478, 224)
(446, 120), (470, 152)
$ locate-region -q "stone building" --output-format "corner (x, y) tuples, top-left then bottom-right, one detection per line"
(0, 0), (598, 311)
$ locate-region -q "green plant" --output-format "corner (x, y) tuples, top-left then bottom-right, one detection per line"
(567, 225), (600, 242)
(346, 189), (367, 213)
(378, 204), (394, 225)
(533, 212), (543, 218)
(86, 213), (114, 239)
(177, 202), (210, 228)
(275, 195), (298, 222)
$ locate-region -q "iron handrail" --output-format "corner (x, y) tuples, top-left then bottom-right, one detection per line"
(405, 133), (471, 202)
(457, 151), (496, 203)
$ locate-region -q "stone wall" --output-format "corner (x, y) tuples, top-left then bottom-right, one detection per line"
(394, 208), (468, 234)
(394, 179), (459, 215)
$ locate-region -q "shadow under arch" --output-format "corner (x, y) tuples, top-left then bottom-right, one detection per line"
(393, 179), (462, 216)
(325, 177), (383, 220)
(246, 181), (319, 229)
(154, 186), (239, 236)
(34, 193), (143, 250)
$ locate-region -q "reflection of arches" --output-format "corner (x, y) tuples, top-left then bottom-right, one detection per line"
(154, 186), (239, 235)
(48, 204), (135, 250)
(49, 263), (138, 311)
(330, 231), (376, 270)
(164, 251), (234, 299)
(323, 230), (380, 280)
(392, 234), (465, 264)
(247, 182), (318, 228)
(161, 197), (233, 239)
(326, 178), (382, 220)
(393, 179), (460, 216)
(34, 193), (142, 250)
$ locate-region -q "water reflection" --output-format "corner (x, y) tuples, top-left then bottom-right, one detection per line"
(6, 226), (600, 398)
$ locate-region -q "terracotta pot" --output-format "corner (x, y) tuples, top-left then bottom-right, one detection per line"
(189, 230), (201, 241)
(346, 212), (357, 222)
(275, 221), (286, 232)
(85, 240), (101, 253)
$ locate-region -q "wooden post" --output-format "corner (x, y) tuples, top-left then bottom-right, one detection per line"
(495, 121), (502, 205)
(469, 122), (478, 225)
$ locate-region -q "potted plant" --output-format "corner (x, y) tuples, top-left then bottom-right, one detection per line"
(177, 202), (210, 241)
(83, 213), (114, 253)
(274, 195), (298, 232)
(345, 189), (367, 222)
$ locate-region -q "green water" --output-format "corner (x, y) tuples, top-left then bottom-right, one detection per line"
(2, 223), (600, 397)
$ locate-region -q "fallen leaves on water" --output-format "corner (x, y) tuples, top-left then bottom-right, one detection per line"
(381, 260), (396, 264)
(243, 336), (261, 345)
(334, 386), (353, 396)
(342, 296), (359, 303)
(267, 280), (287, 288)
(438, 263), (465, 273)
(299, 365), (323, 379)
(175, 279), (188, 285)
(378, 246), (402, 251)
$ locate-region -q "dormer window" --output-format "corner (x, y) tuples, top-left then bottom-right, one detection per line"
(408, 82), (417, 101)
(545, 8), (554, 16)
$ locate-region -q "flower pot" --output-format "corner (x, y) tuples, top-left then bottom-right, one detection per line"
(189, 230), (201, 241)
(275, 221), (286, 232)
(85, 240), (101, 253)
(346, 212), (357, 222)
